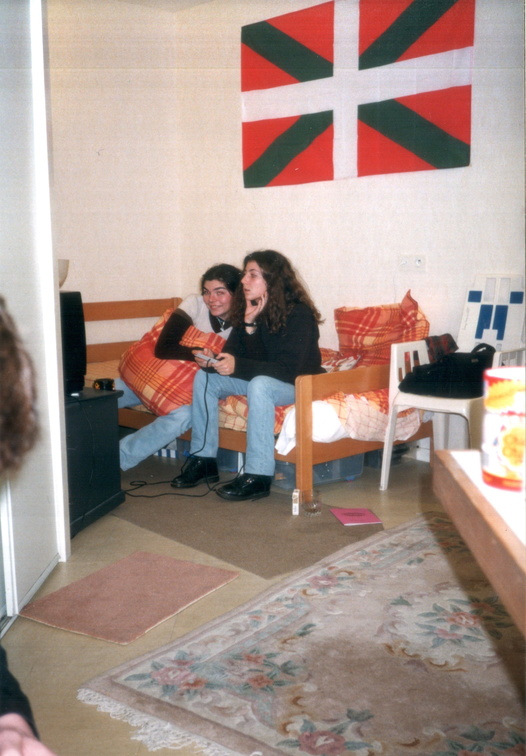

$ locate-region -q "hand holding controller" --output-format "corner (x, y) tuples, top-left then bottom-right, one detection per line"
(193, 352), (219, 365)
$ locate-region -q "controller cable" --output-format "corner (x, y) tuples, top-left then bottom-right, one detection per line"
(122, 357), (243, 499)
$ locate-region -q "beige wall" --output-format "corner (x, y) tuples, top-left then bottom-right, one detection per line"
(48, 0), (524, 350)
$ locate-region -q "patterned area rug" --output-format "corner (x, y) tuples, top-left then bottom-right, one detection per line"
(78, 514), (525, 755)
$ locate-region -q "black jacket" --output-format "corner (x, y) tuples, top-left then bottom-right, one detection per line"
(0, 646), (38, 737)
(225, 302), (324, 385)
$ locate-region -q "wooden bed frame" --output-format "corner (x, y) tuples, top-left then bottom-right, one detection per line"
(84, 298), (433, 503)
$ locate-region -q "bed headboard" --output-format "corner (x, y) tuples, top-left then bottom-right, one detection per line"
(83, 297), (181, 362)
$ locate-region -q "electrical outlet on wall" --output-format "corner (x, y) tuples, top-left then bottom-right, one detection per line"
(398, 255), (427, 272)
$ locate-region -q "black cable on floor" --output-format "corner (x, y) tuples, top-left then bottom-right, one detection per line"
(121, 364), (244, 499)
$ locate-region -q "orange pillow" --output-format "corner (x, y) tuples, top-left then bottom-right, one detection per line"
(334, 290), (429, 366)
(118, 310), (226, 416)
(179, 325), (227, 354)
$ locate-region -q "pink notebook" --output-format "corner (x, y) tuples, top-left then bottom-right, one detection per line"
(330, 507), (382, 526)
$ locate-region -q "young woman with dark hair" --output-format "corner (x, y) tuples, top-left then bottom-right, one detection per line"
(116, 263), (241, 470)
(172, 250), (324, 501)
(0, 297), (58, 755)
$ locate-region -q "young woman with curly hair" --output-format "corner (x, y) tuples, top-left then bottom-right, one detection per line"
(0, 296), (58, 755)
(0, 298), (38, 475)
(172, 250), (324, 501)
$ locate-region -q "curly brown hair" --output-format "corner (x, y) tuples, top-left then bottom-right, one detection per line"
(231, 250), (323, 333)
(0, 297), (39, 474)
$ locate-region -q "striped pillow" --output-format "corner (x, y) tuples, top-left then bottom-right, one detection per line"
(334, 290), (429, 366)
(118, 310), (226, 416)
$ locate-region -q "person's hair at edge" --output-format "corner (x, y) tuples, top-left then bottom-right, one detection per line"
(232, 250), (323, 333)
(0, 297), (39, 475)
(200, 264), (242, 295)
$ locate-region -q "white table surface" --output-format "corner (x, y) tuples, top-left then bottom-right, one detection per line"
(451, 450), (525, 546)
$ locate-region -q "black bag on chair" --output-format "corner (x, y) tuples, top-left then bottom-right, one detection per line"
(398, 343), (496, 399)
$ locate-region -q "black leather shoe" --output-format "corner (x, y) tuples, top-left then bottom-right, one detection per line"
(171, 457), (219, 488)
(215, 473), (272, 501)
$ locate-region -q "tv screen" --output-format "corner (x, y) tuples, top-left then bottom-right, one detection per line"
(59, 291), (86, 395)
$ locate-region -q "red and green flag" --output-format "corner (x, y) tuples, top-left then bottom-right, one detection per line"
(241, 0), (475, 187)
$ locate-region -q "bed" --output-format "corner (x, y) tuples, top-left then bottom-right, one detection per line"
(83, 297), (433, 504)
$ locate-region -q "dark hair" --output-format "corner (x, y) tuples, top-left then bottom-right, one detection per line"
(231, 250), (323, 333)
(201, 264), (242, 295)
(0, 297), (39, 474)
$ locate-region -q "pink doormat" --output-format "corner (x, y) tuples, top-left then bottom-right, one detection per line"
(20, 551), (238, 644)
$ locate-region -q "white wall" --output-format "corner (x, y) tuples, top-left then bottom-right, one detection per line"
(48, 0), (524, 350)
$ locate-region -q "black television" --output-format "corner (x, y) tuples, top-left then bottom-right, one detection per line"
(59, 291), (87, 395)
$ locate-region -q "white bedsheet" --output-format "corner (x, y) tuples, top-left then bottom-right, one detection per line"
(275, 401), (350, 455)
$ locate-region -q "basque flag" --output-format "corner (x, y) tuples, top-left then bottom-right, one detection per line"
(241, 0), (475, 188)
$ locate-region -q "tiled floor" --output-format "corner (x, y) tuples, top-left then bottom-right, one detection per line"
(3, 455), (442, 755)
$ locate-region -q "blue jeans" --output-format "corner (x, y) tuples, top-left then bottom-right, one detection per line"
(190, 370), (295, 476)
(116, 379), (192, 471)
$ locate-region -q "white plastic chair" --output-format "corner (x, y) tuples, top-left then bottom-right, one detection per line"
(379, 340), (485, 491)
(492, 347), (525, 367)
